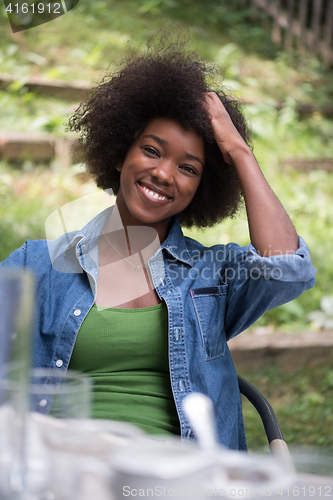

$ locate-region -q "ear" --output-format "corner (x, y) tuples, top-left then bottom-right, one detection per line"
(116, 163), (122, 172)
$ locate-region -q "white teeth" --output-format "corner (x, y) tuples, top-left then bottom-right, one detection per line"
(141, 184), (168, 200)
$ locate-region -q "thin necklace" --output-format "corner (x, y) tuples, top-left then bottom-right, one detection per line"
(102, 231), (148, 272)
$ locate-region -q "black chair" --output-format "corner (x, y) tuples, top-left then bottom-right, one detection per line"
(238, 375), (295, 470)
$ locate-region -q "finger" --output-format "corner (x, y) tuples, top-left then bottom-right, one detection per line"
(205, 92), (218, 105)
(205, 92), (227, 112)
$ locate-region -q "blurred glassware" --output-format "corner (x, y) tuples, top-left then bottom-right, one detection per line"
(43, 418), (143, 500)
(24, 368), (92, 497)
(28, 368), (92, 419)
(277, 447), (333, 499)
(289, 445), (333, 477)
(0, 269), (34, 372)
(110, 439), (295, 500)
(0, 270), (35, 500)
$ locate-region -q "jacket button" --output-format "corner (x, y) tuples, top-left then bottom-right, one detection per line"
(39, 399), (47, 407)
(56, 359), (63, 368)
(74, 309), (81, 316)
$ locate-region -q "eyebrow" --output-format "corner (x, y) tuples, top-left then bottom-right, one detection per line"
(142, 134), (168, 145)
(185, 152), (204, 168)
(142, 134), (204, 168)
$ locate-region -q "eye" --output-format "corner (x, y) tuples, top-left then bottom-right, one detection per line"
(141, 146), (159, 156)
(179, 165), (198, 175)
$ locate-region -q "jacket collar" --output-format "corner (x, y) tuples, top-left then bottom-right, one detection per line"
(48, 206), (193, 269)
(64, 206), (112, 254)
(72, 207), (193, 267)
(161, 217), (193, 267)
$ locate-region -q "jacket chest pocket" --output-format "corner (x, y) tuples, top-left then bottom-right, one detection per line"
(190, 285), (228, 360)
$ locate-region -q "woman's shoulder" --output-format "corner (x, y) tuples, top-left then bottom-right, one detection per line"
(182, 234), (245, 263)
(0, 231), (81, 272)
(169, 217), (244, 257)
(0, 239), (49, 267)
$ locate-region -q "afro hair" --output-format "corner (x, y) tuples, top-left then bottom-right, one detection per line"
(69, 44), (251, 228)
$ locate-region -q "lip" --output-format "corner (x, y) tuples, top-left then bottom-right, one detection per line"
(137, 181), (173, 203)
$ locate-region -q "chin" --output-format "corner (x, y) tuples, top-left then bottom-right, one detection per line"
(126, 207), (156, 223)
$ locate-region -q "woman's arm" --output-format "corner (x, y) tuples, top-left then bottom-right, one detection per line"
(205, 92), (298, 256)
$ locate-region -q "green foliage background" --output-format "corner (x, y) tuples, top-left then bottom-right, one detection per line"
(1, 0), (333, 449)
(2, 0), (332, 328)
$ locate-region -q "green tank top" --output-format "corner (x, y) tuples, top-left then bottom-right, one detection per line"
(68, 302), (180, 435)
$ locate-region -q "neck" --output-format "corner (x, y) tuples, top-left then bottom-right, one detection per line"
(102, 204), (164, 259)
(114, 194), (171, 244)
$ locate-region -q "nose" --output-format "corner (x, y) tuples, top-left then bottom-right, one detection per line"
(151, 160), (175, 185)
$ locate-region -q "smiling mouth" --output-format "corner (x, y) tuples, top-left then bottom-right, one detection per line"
(138, 182), (172, 202)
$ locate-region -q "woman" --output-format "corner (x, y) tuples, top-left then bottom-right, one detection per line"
(0, 47), (316, 450)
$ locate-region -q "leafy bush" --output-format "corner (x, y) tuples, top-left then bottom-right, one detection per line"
(307, 296), (333, 330)
(1, 0), (332, 330)
(0, 163), (97, 262)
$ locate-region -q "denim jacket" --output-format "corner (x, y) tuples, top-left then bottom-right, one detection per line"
(0, 207), (316, 449)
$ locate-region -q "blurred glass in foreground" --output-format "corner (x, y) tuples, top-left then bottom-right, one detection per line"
(0, 270), (34, 500)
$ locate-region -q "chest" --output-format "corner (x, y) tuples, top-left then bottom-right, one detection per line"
(95, 256), (162, 308)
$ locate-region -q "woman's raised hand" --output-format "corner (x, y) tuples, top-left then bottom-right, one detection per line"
(205, 92), (298, 256)
(204, 92), (250, 166)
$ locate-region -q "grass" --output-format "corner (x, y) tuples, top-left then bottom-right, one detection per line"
(1, 0), (333, 328)
(1, 0), (333, 449)
(239, 363), (333, 451)
(0, 162), (97, 260)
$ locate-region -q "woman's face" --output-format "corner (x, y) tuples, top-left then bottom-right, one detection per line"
(116, 117), (205, 237)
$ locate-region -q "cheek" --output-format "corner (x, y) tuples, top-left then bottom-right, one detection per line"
(185, 177), (202, 199)
(119, 163), (136, 188)
(177, 185), (200, 210)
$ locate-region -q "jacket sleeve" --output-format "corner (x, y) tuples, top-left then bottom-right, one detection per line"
(0, 240), (51, 273)
(0, 242), (28, 269)
(222, 236), (316, 340)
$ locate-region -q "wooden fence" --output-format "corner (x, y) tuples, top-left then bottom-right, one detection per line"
(239, 0), (333, 68)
